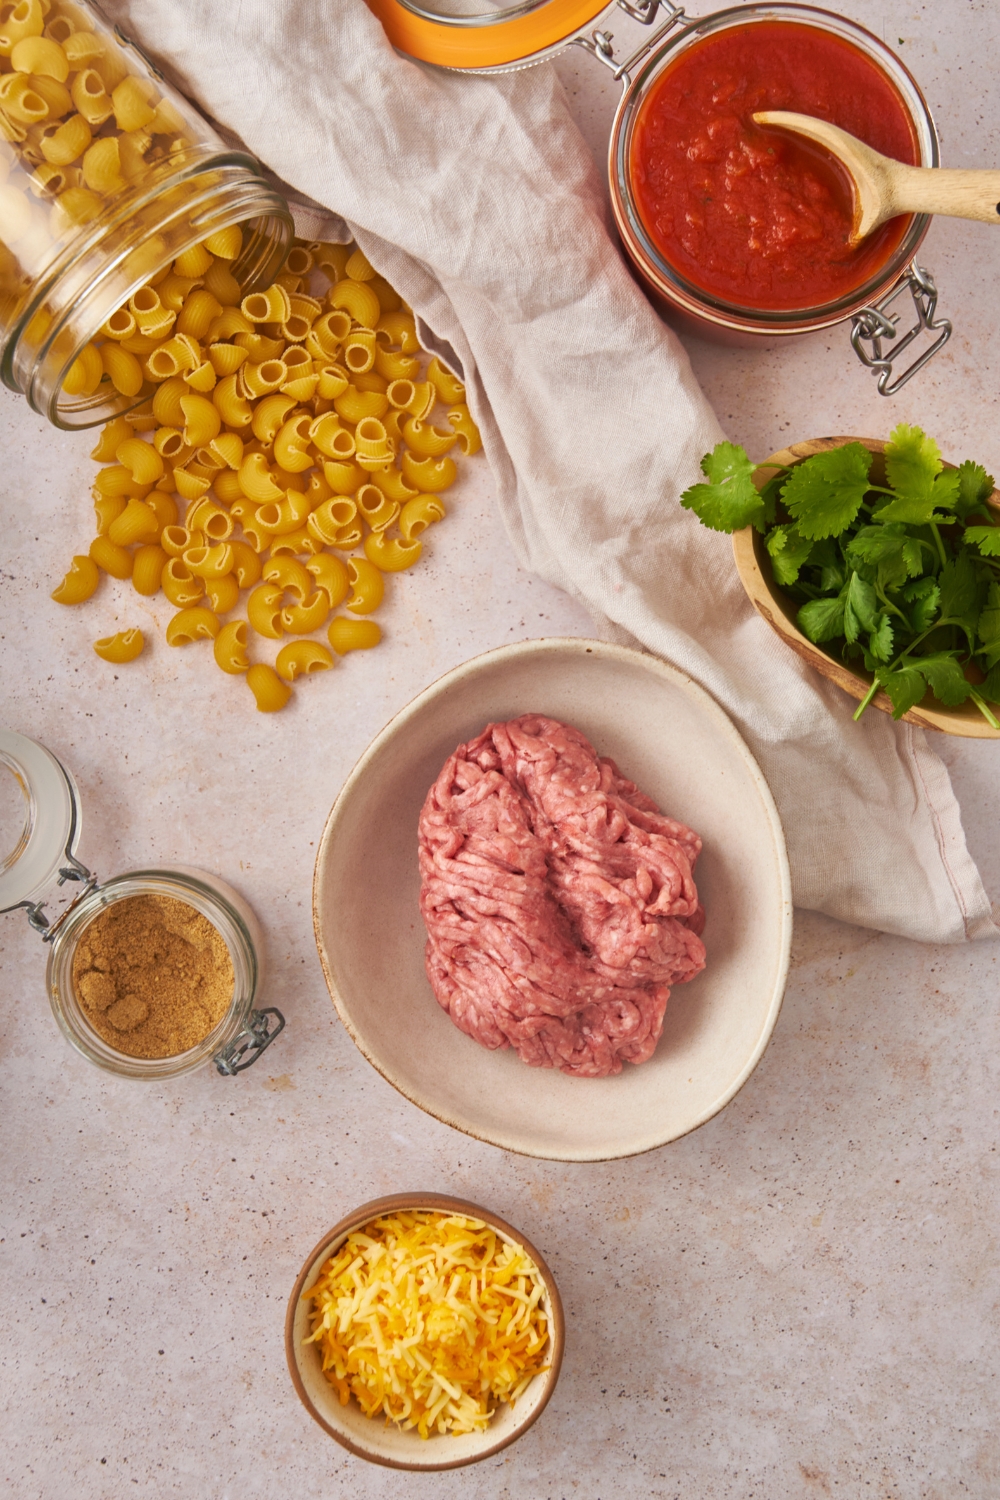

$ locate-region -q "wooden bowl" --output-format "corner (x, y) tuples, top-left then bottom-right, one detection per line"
(285, 1193), (565, 1470)
(313, 638), (792, 1161)
(732, 436), (1000, 738)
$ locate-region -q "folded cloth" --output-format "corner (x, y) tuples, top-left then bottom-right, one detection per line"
(105, 0), (998, 944)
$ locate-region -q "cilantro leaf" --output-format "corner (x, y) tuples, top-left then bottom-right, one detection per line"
(916, 651), (974, 707)
(977, 582), (1000, 668)
(979, 661), (1000, 705)
(798, 594), (846, 643)
(808, 537), (845, 593)
(868, 613), (894, 663)
(843, 572), (878, 643)
(781, 443), (872, 539)
(759, 472), (785, 527)
(901, 576), (940, 632)
(884, 423), (942, 500)
(845, 524), (906, 568)
(766, 524), (814, 586)
(680, 443), (764, 533)
(954, 460), (996, 520)
(937, 551), (981, 643)
(962, 526), (1000, 558)
(845, 524), (926, 588)
(877, 663), (930, 719)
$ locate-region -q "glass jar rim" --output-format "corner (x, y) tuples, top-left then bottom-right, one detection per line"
(45, 868), (260, 1079)
(610, 2), (940, 331)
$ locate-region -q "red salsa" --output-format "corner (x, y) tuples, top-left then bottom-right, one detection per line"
(629, 21), (919, 312)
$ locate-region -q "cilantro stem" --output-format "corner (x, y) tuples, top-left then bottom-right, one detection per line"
(969, 689), (1000, 731)
(891, 617), (965, 667)
(852, 615), (967, 723)
(874, 583), (908, 624)
(929, 522), (948, 570)
(853, 680), (880, 721)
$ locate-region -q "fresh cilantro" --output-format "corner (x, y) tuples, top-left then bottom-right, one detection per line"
(917, 652), (974, 706)
(679, 427), (1000, 728)
(937, 551), (982, 648)
(977, 583), (1000, 669)
(979, 661), (1000, 705)
(868, 614), (894, 663)
(843, 573), (877, 644)
(781, 443), (872, 539)
(680, 443), (764, 533)
(759, 472), (785, 527)
(845, 524), (925, 588)
(876, 662), (931, 718)
(798, 594), (846, 643)
(766, 525), (814, 586)
(963, 526), (1000, 558)
(875, 652), (971, 719)
(884, 423), (942, 500)
(808, 537), (845, 594)
(901, 576), (940, 632)
(954, 460), (996, 520)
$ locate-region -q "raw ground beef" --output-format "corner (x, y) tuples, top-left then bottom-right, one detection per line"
(417, 714), (706, 1078)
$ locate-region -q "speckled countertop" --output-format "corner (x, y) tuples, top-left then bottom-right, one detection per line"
(2, 2), (999, 1496)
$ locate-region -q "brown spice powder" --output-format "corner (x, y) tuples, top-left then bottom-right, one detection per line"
(71, 893), (235, 1059)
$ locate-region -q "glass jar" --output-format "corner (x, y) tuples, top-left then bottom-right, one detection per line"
(609, 7), (940, 351)
(0, 0), (292, 429)
(0, 728), (284, 1078)
(365, 0), (953, 393)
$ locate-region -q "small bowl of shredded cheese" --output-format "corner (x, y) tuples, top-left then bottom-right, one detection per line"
(284, 1194), (564, 1469)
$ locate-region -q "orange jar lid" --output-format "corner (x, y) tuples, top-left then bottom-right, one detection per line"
(363, 0), (607, 69)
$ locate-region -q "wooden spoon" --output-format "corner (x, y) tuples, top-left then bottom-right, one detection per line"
(752, 110), (1000, 244)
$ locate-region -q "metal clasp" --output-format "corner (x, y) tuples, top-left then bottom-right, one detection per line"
(571, 0), (687, 84)
(18, 852), (97, 940)
(213, 1007), (286, 1076)
(850, 263), (952, 396)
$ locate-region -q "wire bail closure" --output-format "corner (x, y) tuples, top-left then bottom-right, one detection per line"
(850, 262), (952, 396)
(571, 0), (686, 83)
(214, 1007), (287, 1075)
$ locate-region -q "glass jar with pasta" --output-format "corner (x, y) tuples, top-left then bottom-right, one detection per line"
(0, 727), (285, 1078)
(0, 0), (292, 429)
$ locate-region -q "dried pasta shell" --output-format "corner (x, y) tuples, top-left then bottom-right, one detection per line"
(165, 606), (220, 646)
(214, 619), (250, 675)
(93, 629), (144, 663)
(52, 555), (100, 605)
(246, 663), (291, 713)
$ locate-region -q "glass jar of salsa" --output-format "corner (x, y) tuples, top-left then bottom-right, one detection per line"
(363, 0), (952, 393)
(610, 4), (947, 389)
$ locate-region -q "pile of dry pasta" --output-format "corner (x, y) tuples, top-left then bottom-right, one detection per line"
(304, 1211), (550, 1438)
(51, 234), (480, 710)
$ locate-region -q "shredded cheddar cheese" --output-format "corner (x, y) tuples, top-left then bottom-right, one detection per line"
(303, 1211), (550, 1438)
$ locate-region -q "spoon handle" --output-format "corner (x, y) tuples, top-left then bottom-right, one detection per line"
(889, 167), (1000, 225)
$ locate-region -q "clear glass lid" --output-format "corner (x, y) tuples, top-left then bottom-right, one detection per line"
(0, 730), (82, 915)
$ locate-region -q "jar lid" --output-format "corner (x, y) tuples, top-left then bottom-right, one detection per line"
(0, 730), (82, 914)
(364, 0), (610, 68)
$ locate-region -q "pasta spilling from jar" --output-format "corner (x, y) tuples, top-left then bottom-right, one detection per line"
(0, 0), (200, 325)
(50, 235), (481, 710)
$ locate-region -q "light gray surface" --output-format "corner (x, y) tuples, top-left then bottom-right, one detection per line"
(2, 0), (1000, 1494)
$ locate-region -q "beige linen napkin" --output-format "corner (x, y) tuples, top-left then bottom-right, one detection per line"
(102, 0), (998, 944)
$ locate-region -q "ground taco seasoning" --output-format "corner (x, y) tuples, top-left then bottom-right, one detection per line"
(71, 893), (234, 1059)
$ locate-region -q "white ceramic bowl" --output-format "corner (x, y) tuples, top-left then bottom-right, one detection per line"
(313, 638), (792, 1160)
(285, 1193), (565, 1470)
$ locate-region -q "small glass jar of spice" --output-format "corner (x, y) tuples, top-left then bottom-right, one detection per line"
(0, 728), (284, 1078)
